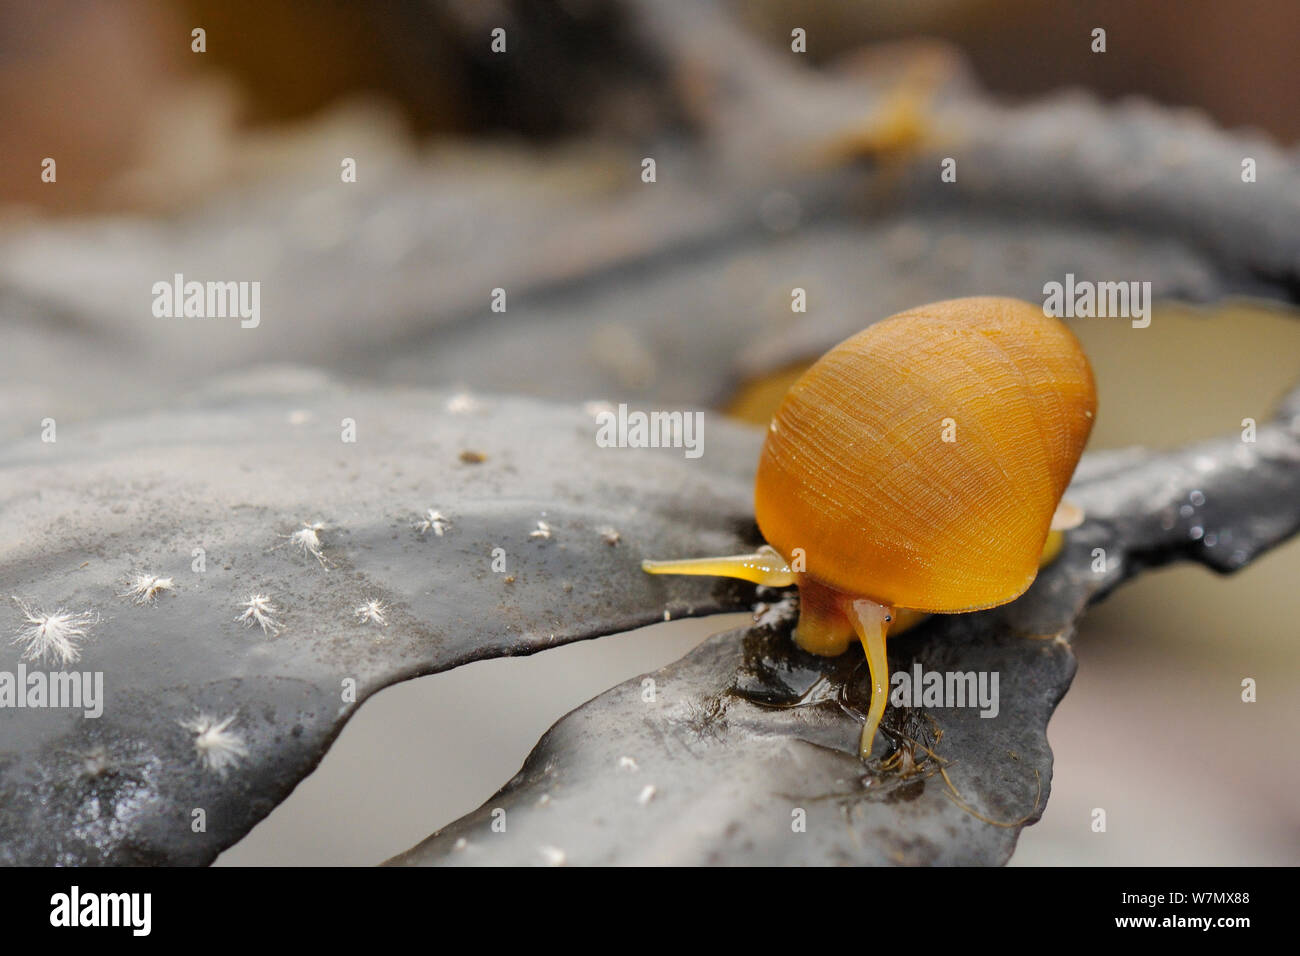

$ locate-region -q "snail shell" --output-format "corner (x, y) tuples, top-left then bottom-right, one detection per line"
(642, 296), (1096, 759)
(755, 296), (1096, 613)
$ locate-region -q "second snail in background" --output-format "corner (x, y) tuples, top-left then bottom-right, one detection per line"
(643, 296), (1097, 760)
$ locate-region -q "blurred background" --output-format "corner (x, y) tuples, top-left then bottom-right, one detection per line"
(5, 0), (1299, 216)
(2, 0), (1297, 865)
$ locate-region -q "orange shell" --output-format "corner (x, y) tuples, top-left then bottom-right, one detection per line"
(754, 297), (1096, 613)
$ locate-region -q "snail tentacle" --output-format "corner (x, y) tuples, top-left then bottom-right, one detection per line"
(641, 544), (796, 587)
(849, 598), (895, 760)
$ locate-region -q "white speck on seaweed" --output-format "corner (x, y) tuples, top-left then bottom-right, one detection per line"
(10, 596), (98, 666)
(414, 509), (450, 536)
(180, 712), (249, 776)
(236, 594), (282, 636)
(121, 573), (175, 605)
(354, 599), (388, 627)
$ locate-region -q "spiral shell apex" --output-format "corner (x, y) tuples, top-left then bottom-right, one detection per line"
(754, 296), (1096, 613)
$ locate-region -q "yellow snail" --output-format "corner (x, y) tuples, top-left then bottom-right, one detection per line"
(644, 297), (1096, 759)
